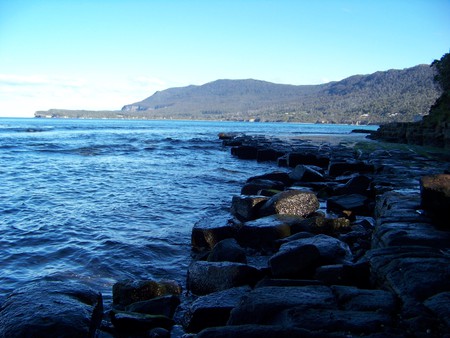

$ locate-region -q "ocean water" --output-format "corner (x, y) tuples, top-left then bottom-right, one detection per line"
(0, 118), (377, 304)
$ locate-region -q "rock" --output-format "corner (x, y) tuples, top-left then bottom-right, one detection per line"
(256, 148), (285, 162)
(269, 234), (353, 278)
(227, 286), (337, 325)
(269, 242), (321, 278)
(420, 174), (450, 227)
(327, 193), (373, 217)
(241, 179), (285, 195)
(231, 145), (258, 159)
(191, 216), (237, 252)
(333, 175), (372, 196)
(235, 214), (301, 250)
(288, 152), (330, 168)
(230, 195), (269, 221)
(371, 221), (450, 249)
(110, 310), (174, 334)
(276, 307), (392, 334)
(112, 279), (181, 308)
(259, 190), (319, 218)
(0, 281), (103, 338)
(423, 292), (450, 329)
(207, 238), (247, 263)
(331, 285), (397, 313)
(124, 295), (180, 318)
(328, 161), (374, 177)
(183, 286), (251, 333)
(289, 165), (325, 182)
(246, 172), (292, 186)
(187, 261), (262, 295)
(315, 262), (371, 288)
(197, 324), (336, 338)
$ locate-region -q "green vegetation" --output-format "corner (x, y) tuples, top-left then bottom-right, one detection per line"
(36, 64), (440, 124)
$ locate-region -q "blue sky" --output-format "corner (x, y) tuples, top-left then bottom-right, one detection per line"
(0, 0), (449, 117)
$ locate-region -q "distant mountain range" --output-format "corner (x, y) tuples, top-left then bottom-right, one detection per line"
(36, 64), (441, 124)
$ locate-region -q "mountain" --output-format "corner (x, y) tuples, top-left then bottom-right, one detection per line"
(36, 65), (440, 124)
(119, 65), (440, 124)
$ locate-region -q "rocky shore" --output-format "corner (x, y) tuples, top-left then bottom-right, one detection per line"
(1, 132), (449, 337)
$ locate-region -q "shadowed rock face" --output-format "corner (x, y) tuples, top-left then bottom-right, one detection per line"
(0, 281), (103, 338)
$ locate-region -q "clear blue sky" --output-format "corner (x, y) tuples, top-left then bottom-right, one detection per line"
(0, 0), (449, 117)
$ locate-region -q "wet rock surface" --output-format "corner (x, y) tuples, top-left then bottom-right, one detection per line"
(2, 132), (449, 337)
(184, 133), (450, 337)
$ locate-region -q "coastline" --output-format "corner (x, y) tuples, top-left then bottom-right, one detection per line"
(1, 130), (449, 337)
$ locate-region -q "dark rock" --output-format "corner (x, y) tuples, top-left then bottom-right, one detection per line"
(124, 295), (180, 318)
(257, 148), (285, 162)
(372, 221), (450, 249)
(288, 152), (330, 168)
(315, 262), (371, 288)
(149, 327), (170, 338)
(183, 286), (251, 333)
(259, 190), (319, 218)
(112, 279), (181, 308)
(228, 286), (337, 325)
(255, 278), (324, 288)
(289, 215), (352, 235)
(331, 285), (397, 313)
(289, 165), (325, 182)
(235, 214), (301, 250)
(230, 195), (268, 221)
(187, 261), (262, 295)
(197, 324), (341, 338)
(269, 242), (321, 278)
(420, 174), (450, 227)
(231, 145), (258, 159)
(246, 171), (292, 186)
(368, 247), (450, 303)
(423, 292), (450, 329)
(207, 238), (247, 263)
(328, 161), (375, 177)
(241, 179), (285, 195)
(276, 307), (392, 334)
(191, 216), (237, 252)
(0, 281), (103, 338)
(327, 193), (373, 217)
(110, 310), (174, 333)
(333, 175), (372, 196)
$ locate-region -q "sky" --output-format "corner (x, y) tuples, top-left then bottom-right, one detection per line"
(0, 0), (449, 117)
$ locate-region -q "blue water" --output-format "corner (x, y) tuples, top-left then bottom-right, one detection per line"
(0, 118), (377, 303)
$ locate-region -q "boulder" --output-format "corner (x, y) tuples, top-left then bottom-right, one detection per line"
(333, 175), (372, 196)
(331, 285), (397, 313)
(191, 216), (237, 252)
(0, 281), (103, 338)
(207, 238), (247, 263)
(228, 286), (337, 325)
(371, 221), (450, 249)
(124, 294), (180, 318)
(276, 307), (392, 334)
(288, 152), (330, 168)
(423, 292), (450, 329)
(259, 190), (319, 218)
(183, 286), (251, 333)
(246, 172), (292, 186)
(187, 261), (263, 295)
(231, 145), (258, 159)
(241, 179), (285, 195)
(328, 161), (374, 177)
(235, 214), (302, 250)
(289, 165), (325, 182)
(112, 279), (181, 308)
(197, 324), (336, 338)
(269, 234), (353, 278)
(110, 310), (174, 334)
(257, 148), (285, 162)
(230, 195), (268, 221)
(420, 174), (450, 228)
(327, 193), (373, 217)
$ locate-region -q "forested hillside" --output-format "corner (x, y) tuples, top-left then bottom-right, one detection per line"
(36, 64), (440, 124)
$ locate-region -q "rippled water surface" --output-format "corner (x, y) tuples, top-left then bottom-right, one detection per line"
(0, 118), (376, 303)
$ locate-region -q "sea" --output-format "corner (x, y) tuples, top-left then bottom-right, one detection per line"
(0, 118), (377, 305)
